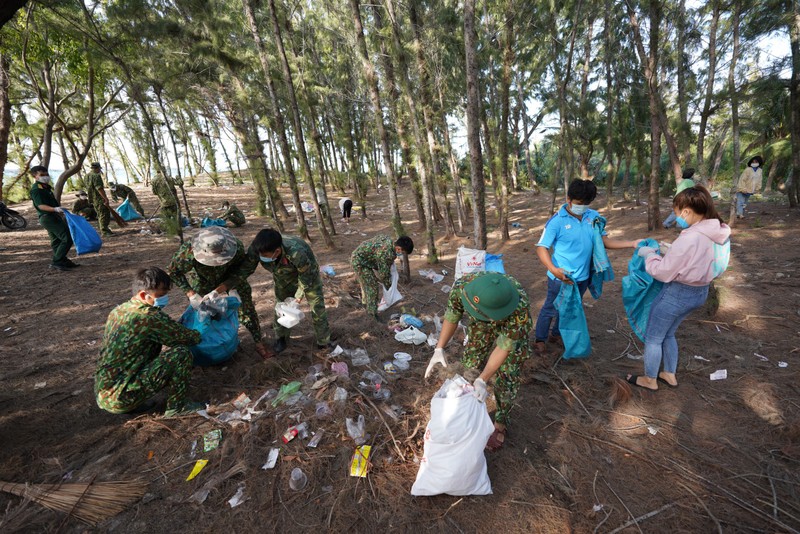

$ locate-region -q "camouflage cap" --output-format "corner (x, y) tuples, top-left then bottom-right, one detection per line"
(193, 226), (237, 266)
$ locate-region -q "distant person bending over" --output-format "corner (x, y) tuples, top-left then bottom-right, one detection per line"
(339, 197), (353, 223)
(85, 162), (114, 236)
(110, 181), (146, 217)
(29, 165), (77, 271)
(627, 186), (730, 390)
(72, 190), (97, 221)
(735, 156), (763, 219)
(425, 272), (532, 451)
(247, 229), (333, 355)
(663, 169), (696, 228)
(94, 267), (203, 417)
(151, 173), (181, 235)
(533, 179), (642, 355)
(220, 200), (246, 227)
(350, 234), (414, 320)
(166, 226), (271, 360)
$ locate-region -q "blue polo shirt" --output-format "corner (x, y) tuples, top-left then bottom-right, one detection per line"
(537, 204), (605, 282)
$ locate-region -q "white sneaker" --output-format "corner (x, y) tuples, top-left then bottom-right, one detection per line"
(394, 326), (427, 345)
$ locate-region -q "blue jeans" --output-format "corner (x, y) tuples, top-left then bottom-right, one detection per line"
(535, 276), (590, 341)
(662, 212), (677, 228)
(644, 282), (709, 377)
(735, 192), (751, 216)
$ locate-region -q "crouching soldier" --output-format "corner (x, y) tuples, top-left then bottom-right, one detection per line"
(220, 200), (246, 227)
(72, 191), (97, 220)
(94, 267), (203, 417)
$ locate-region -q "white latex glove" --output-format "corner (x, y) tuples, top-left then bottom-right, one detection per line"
(637, 246), (657, 258)
(473, 378), (488, 403)
(425, 348), (448, 379)
(54, 207), (64, 214)
(189, 293), (203, 309)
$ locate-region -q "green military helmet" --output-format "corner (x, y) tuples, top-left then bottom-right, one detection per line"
(192, 226), (237, 266)
(460, 272), (520, 322)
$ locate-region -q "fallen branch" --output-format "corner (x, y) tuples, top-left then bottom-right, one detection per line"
(356, 392), (404, 459)
(551, 369), (591, 417)
(607, 502), (676, 534)
(602, 476), (643, 534)
(678, 482), (722, 534)
(732, 315), (781, 327)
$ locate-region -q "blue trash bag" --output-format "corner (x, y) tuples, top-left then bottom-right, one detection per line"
(554, 274), (592, 359)
(63, 210), (102, 255)
(116, 198), (142, 221)
(180, 296), (241, 366)
(200, 217), (227, 228)
(485, 253), (505, 274)
(181, 216), (191, 227)
(622, 239), (663, 342)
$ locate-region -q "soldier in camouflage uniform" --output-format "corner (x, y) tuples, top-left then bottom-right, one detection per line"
(425, 272), (532, 451)
(85, 162), (113, 236)
(220, 200), (246, 227)
(350, 234), (414, 318)
(166, 226), (271, 360)
(151, 173), (181, 235)
(71, 190), (97, 220)
(248, 229), (332, 354)
(95, 267), (203, 417)
(29, 165), (77, 271)
(110, 181), (145, 217)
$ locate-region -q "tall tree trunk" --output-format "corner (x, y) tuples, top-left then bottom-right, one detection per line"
(409, 0), (455, 237)
(439, 85), (467, 231)
(676, 0), (691, 165)
(627, 0), (682, 185)
(728, 2), (742, 225)
(788, 0), (800, 207)
(498, 12), (513, 241)
(241, 0), (308, 237)
(604, 0), (616, 209)
(350, 0), (406, 241)
(647, 1), (662, 230)
(383, 0), (437, 260)
(578, 16), (595, 179)
(697, 1), (720, 182)
(465, 0), (486, 249)
(0, 51), (10, 201)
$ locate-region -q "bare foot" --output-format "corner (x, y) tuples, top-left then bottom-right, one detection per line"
(626, 374), (658, 391)
(658, 372), (678, 387)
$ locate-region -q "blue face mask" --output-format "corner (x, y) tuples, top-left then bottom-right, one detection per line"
(569, 204), (588, 216)
(396, 252), (403, 257)
(153, 295), (169, 308)
(675, 216), (690, 229)
(260, 254), (275, 263)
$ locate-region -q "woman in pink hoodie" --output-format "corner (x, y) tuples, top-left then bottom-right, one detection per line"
(627, 186), (731, 390)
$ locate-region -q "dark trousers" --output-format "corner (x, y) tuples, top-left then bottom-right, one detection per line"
(39, 213), (73, 264)
(342, 200), (353, 219)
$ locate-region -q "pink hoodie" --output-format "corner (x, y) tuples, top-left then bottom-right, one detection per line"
(645, 218), (731, 286)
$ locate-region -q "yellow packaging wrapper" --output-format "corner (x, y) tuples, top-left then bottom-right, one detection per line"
(349, 445), (371, 478)
(186, 459), (208, 481)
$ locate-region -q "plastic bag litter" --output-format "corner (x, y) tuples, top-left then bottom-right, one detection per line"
(346, 414), (366, 445)
(378, 264), (403, 311)
(411, 374), (494, 496)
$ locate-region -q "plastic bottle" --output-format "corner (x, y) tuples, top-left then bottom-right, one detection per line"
(289, 467), (308, 491)
(333, 387), (348, 402)
(346, 415), (366, 445)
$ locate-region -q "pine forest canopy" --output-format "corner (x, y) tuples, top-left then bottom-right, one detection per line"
(0, 0), (797, 250)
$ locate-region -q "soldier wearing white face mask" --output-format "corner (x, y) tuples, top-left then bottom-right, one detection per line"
(29, 165), (78, 271)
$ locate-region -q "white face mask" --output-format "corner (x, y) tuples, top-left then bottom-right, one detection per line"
(751, 163), (759, 169)
(37, 175), (52, 184)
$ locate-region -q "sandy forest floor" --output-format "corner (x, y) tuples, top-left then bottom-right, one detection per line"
(1, 178), (799, 533)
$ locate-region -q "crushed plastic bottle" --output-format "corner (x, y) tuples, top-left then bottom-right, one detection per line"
(315, 401), (332, 418)
(333, 387), (348, 402)
(349, 348), (370, 366)
(197, 295), (229, 321)
(346, 414), (366, 445)
(289, 467), (308, 491)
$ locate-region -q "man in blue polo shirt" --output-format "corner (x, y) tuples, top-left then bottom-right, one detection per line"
(533, 179), (641, 355)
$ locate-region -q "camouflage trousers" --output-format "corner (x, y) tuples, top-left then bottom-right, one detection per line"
(461, 326), (530, 427)
(273, 277), (331, 345)
(91, 198), (112, 234)
(95, 346), (192, 414)
(127, 192), (145, 217)
(195, 280), (262, 343)
(352, 263), (381, 318)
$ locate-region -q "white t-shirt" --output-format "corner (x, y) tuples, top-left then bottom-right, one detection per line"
(339, 197), (351, 211)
